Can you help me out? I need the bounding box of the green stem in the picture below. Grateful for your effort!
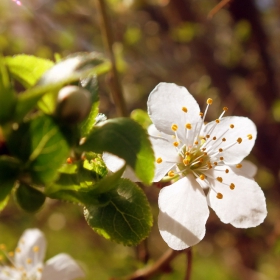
[96,0,128,117]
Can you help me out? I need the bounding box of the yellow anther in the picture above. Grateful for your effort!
[202,148,206,151]
[168,171,175,177]
[0,256,3,261]
[222,138,226,142]
[185,123,192,130]
[230,124,234,129]
[204,152,208,156]
[247,134,253,140]
[207,98,213,105]
[220,157,224,160]
[230,183,235,190]
[16,247,21,253]
[213,136,217,140]
[200,174,205,180]
[214,162,218,166]
[171,124,178,131]
[194,141,198,145]
[185,152,190,156]
[182,107,188,113]
[173,141,179,147]
[199,158,204,163]
[236,164,242,168]
[223,107,228,111]
[0,244,6,250]
[207,162,212,169]
[38,268,43,273]
[216,193,223,199]
[225,169,229,173]
[183,159,189,165]
[199,112,204,117]
[237,137,242,144]
[156,157,162,164]
[215,119,220,123]
[33,246,39,252]
[219,148,223,152]
[27,258,32,264]
[8,252,14,257]
[206,134,210,138]
[217,177,223,183]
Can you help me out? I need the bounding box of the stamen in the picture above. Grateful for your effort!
[215,119,220,123]
[230,183,235,190]
[207,98,213,105]
[216,193,223,199]
[236,164,242,168]
[230,124,234,129]
[183,159,189,165]
[220,157,224,160]
[173,141,179,147]
[168,171,175,177]
[217,177,223,183]
[16,247,21,253]
[213,136,217,140]
[206,134,210,138]
[225,169,229,173]
[185,123,192,130]
[219,148,223,152]
[171,124,178,131]
[247,134,253,140]
[182,107,188,113]
[8,252,14,257]
[237,137,242,144]
[222,138,226,142]
[156,157,162,164]
[223,107,228,111]
[199,112,204,117]
[33,246,39,252]
[200,174,205,180]
[27,258,32,264]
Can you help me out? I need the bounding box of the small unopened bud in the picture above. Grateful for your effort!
[56,86,91,123]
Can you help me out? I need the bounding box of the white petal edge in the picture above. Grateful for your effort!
[42,253,85,280]
[203,116,257,164]
[207,167,267,228]
[158,176,209,250]
[228,159,257,178]
[102,153,139,181]
[15,229,46,270]
[148,83,201,140]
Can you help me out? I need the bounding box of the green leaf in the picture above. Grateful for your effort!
[15,183,46,212]
[79,118,155,184]
[7,115,70,184]
[14,52,110,121]
[84,178,153,246]
[0,60,16,123]
[0,156,20,210]
[130,109,152,130]
[5,55,54,88]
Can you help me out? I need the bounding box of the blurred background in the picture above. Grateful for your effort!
[1,0,280,279]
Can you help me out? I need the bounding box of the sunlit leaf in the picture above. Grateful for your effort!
[130,109,152,130]
[84,178,153,246]
[80,118,155,184]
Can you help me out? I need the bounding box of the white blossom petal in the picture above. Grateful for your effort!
[15,229,46,270]
[203,116,257,164]
[0,266,21,280]
[158,176,209,250]
[42,253,84,280]
[148,83,201,140]
[102,153,139,181]
[207,167,267,228]
[228,159,257,178]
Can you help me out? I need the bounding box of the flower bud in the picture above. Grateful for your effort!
[55,85,91,123]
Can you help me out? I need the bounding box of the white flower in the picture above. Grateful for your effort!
[0,229,84,280]
[103,82,267,251]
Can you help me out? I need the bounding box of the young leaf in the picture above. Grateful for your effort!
[84,178,153,246]
[79,118,155,185]
[5,55,54,88]
[7,115,70,185]
[130,109,152,130]
[15,183,46,212]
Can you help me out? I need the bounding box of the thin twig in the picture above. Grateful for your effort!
[96,0,128,117]
[208,0,232,19]
[185,248,192,280]
[127,249,181,280]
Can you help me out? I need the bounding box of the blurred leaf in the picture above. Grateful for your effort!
[15,183,46,212]
[79,118,155,185]
[14,52,110,121]
[0,156,20,210]
[7,115,70,185]
[84,178,153,246]
[130,109,152,130]
[272,99,280,122]
[0,60,16,123]
[79,76,100,136]
[5,55,54,88]
[124,26,142,45]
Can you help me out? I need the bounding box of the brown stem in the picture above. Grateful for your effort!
[127,249,181,280]
[96,0,128,117]
[185,248,192,280]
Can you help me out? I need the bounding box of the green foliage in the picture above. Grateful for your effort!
[15,183,46,213]
[80,118,155,185]
[84,178,153,246]
[130,109,152,129]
